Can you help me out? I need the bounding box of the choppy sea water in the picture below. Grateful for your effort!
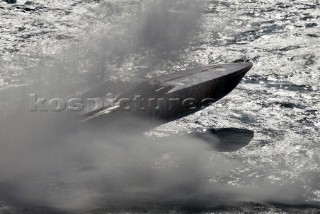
[0,0,319,213]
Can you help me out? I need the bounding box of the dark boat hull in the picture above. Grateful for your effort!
[81,62,253,122]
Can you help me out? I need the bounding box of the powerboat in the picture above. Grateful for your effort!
[80,62,253,122]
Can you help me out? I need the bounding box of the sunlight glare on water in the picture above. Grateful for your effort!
[0,0,319,213]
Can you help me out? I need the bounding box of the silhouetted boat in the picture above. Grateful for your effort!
[80,62,253,122]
